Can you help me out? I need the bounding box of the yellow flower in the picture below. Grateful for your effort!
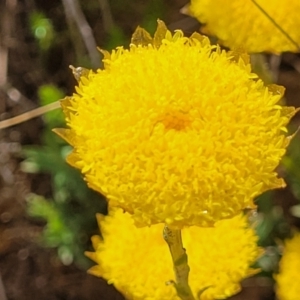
[56,21,296,228]
[86,208,261,300]
[275,232,300,300]
[188,0,300,53]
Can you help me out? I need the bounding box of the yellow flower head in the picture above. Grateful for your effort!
[275,232,300,300]
[56,21,296,228]
[188,0,300,53]
[86,208,261,300]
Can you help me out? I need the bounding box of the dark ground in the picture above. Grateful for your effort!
[1,1,300,299]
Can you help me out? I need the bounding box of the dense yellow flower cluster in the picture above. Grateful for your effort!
[188,0,300,53]
[275,232,300,300]
[86,208,260,300]
[57,21,296,228]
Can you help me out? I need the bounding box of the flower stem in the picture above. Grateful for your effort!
[163,226,195,300]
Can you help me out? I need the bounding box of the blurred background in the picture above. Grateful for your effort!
[0,0,300,299]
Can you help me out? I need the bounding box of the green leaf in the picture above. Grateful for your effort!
[29,11,55,51]
[37,84,65,127]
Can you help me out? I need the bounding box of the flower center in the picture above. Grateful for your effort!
[161,110,190,131]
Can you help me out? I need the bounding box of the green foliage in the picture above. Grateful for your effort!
[23,86,107,268]
[250,192,286,276]
[141,0,165,34]
[37,84,65,128]
[23,138,107,268]
[282,132,300,201]
[252,132,300,276]
[105,25,127,51]
[29,12,55,51]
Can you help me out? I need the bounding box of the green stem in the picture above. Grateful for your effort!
[163,226,195,300]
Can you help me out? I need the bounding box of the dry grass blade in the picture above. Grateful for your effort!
[0,101,61,130]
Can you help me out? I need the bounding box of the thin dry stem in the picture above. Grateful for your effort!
[0,101,60,129]
[61,0,100,68]
[98,0,115,33]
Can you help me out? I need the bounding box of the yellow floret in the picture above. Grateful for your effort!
[56,21,296,228]
[188,0,300,53]
[86,208,261,300]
